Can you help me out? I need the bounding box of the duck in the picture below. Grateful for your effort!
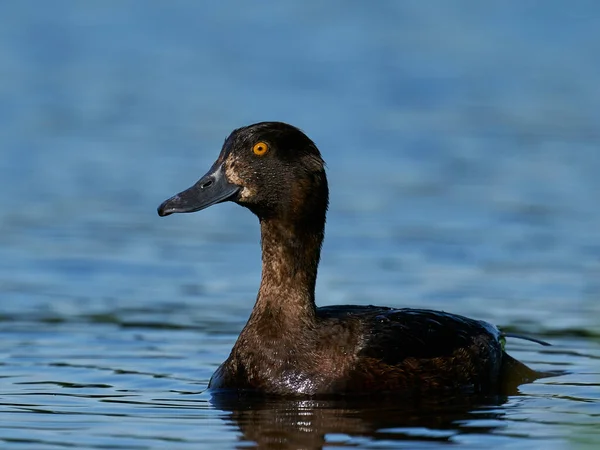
[158,121,548,396]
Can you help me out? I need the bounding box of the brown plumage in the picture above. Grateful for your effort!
[158,121,546,396]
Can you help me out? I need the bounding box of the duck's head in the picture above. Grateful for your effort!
[158,122,328,224]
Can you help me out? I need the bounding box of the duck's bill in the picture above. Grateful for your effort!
[157,163,240,216]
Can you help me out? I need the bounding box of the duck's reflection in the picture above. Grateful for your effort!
[211,391,510,449]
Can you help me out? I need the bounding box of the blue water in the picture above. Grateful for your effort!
[1,1,599,448]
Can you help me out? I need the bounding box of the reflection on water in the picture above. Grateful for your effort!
[211,392,511,449]
[1,1,600,449]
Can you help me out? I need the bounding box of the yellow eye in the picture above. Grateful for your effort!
[252,141,269,156]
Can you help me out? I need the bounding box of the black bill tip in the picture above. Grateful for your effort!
[157,198,178,217]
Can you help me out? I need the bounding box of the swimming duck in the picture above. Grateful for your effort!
[158,122,546,396]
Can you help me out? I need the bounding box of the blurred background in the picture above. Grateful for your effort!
[1,1,599,449]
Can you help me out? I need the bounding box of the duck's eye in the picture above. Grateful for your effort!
[252,142,269,156]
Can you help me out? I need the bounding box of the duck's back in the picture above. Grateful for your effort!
[316,306,534,394]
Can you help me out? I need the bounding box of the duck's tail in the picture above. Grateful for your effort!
[499,351,541,391]
[499,333,563,392]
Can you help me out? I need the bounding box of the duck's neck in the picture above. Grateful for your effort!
[248,216,324,328]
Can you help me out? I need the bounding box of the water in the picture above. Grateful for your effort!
[1,1,599,448]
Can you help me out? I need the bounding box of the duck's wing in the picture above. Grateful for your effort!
[318,305,500,364]
[319,305,503,378]
[317,306,539,393]
[359,307,501,364]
